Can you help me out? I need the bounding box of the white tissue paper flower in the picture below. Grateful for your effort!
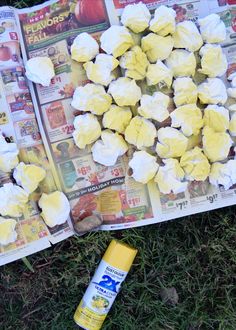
[38,191,70,228]
[71,32,99,62]
[94,53,119,68]
[166,49,196,77]
[198,14,226,44]
[229,112,236,136]
[71,83,112,115]
[198,44,227,77]
[227,87,236,99]
[92,130,128,166]
[138,92,170,122]
[125,116,157,149]
[173,20,203,52]
[173,77,198,106]
[108,77,141,106]
[180,146,210,181]
[25,57,55,87]
[72,114,101,149]
[156,127,188,158]
[0,183,28,217]
[228,104,236,111]
[227,72,236,97]
[203,105,229,132]
[100,25,134,58]
[228,73,236,97]
[141,33,174,62]
[149,5,176,36]
[202,126,233,162]
[119,46,149,80]
[198,78,227,105]
[129,150,159,184]
[146,60,173,87]
[170,104,203,136]
[13,162,46,194]
[0,135,19,173]
[121,2,151,33]
[155,158,188,194]
[228,72,236,88]
[209,160,236,190]
[102,105,132,133]
[0,217,17,246]
[83,54,119,86]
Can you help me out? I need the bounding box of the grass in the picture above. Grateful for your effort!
[1,0,236,329]
[2,0,44,7]
[1,207,236,330]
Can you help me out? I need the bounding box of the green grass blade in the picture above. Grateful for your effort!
[22,257,34,273]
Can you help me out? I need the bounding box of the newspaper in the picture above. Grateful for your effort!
[0,0,235,265]
[0,6,73,266]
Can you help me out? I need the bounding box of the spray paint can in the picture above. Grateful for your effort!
[74,240,137,330]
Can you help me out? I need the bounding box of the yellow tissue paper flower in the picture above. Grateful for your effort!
[0,217,17,246]
[155,158,188,194]
[129,150,159,184]
[100,25,134,58]
[71,83,112,115]
[108,77,142,106]
[202,126,233,162]
[119,46,149,80]
[72,113,101,149]
[125,116,157,149]
[173,77,198,107]
[13,162,46,194]
[138,92,170,122]
[170,104,203,136]
[0,135,19,173]
[149,5,176,36]
[146,60,173,87]
[198,78,227,105]
[180,146,210,181]
[38,191,70,228]
[156,127,188,158]
[209,160,236,190]
[198,44,227,78]
[102,105,132,133]
[198,13,226,44]
[166,49,196,77]
[173,20,203,52]
[229,112,236,136]
[83,54,119,86]
[0,183,28,217]
[92,130,128,167]
[203,105,229,132]
[71,32,99,62]
[121,2,151,33]
[141,33,174,62]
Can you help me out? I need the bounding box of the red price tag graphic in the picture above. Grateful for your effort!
[61,125,74,135]
[9,32,18,40]
[128,197,141,207]
[78,166,91,175]
[111,167,123,177]
[232,17,236,32]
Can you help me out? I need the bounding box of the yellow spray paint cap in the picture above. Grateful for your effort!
[102,239,138,272]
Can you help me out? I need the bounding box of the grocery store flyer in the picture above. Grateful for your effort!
[0,0,236,265]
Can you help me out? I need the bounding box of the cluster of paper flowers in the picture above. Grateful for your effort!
[68,3,236,195]
[0,135,70,245]
[24,4,236,198]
